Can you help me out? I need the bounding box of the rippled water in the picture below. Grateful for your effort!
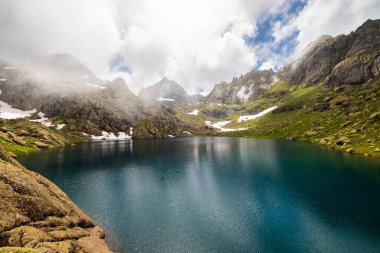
[18,137,380,253]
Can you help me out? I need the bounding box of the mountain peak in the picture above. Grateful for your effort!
[156,76,180,87]
[112,77,127,85]
[139,77,189,102]
[161,76,170,82]
[108,77,136,98]
[356,19,379,31]
[2,53,107,94]
[31,53,90,71]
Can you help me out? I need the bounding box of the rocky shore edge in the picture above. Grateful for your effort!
[0,146,113,252]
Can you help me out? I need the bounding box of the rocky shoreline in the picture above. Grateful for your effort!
[0,144,112,252]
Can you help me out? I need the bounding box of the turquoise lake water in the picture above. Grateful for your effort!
[18,137,380,252]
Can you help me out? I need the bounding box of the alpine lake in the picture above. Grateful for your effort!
[18,137,380,253]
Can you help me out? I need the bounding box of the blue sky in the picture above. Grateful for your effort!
[246,0,308,70]
[110,1,309,75]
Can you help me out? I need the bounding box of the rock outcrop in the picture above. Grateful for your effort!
[0,146,112,252]
[133,110,213,138]
[326,45,380,86]
[287,19,380,87]
[206,70,279,104]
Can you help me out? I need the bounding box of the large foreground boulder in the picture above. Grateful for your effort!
[0,147,112,253]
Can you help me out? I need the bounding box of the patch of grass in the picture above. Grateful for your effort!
[278,83,324,108]
[231,114,240,123]
[0,119,81,157]
[243,97,280,112]
[176,110,206,126]
[265,80,295,95]
[0,139,35,156]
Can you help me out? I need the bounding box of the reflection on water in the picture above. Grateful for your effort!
[18,137,380,253]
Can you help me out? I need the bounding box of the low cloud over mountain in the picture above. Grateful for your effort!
[0,0,378,94]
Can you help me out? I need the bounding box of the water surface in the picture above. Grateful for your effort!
[18,137,380,253]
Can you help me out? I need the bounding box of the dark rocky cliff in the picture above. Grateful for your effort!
[288,19,380,87]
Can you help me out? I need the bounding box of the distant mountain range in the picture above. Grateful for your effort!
[197,19,380,158]
[0,19,379,150]
[0,54,209,138]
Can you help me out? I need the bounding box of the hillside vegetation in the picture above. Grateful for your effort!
[221,79,380,158]
[0,119,81,157]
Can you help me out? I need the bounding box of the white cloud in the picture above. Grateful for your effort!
[0,0,287,94]
[272,19,298,46]
[0,0,121,78]
[259,61,275,70]
[112,0,288,93]
[1,0,377,94]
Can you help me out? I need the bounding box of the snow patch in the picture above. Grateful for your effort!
[85,82,106,89]
[155,97,175,102]
[0,99,36,119]
[91,131,132,140]
[219,127,249,132]
[206,120,247,132]
[206,119,249,132]
[206,120,231,128]
[30,112,53,127]
[0,79,6,82]
[56,124,65,130]
[237,106,278,123]
[30,112,68,130]
[187,109,199,115]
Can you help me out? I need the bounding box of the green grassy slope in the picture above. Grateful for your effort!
[0,119,82,157]
[220,80,380,158]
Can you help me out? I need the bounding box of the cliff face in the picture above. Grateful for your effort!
[0,147,112,252]
[206,70,279,104]
[288,19,380,87]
